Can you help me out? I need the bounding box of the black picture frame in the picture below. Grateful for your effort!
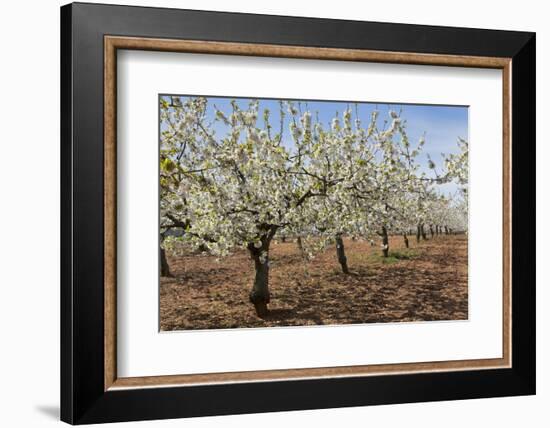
[61,2,535,424]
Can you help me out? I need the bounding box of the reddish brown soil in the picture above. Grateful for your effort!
[160,235,468,331]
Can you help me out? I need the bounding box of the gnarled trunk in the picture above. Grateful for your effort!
[248,227,277,317]
[335,235,349,274]
[429,225,434,239]
[421,224,427,240]
[381,226,389,257]
[296,236,305,258]
[160,247,172,277]
[249,251,270,317]
[416,224,421,243]
[403,233,409,248]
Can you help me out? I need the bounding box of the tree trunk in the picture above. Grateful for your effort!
[248,228,277,317]
[403,233,409,248]
[421,224,427,240]
[416,224,421,243]
[429,225,434,239]
[444,226,449,235]
[381,226,389,257]
[249,250,270,317]
[297,236,305,258]
[281,236,286,243]
[160,247,172,277]
[335,235,349,274]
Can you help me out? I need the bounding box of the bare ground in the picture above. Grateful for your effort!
[160,235,468,331]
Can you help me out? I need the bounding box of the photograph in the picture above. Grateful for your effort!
[159,95,469,330]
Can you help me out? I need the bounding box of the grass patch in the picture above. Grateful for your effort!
[369,249,418,264]
[389,249,418,259]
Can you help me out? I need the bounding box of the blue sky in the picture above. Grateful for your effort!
[162,95,468,196]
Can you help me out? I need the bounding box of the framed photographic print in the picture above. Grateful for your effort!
[60,2,536,424]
